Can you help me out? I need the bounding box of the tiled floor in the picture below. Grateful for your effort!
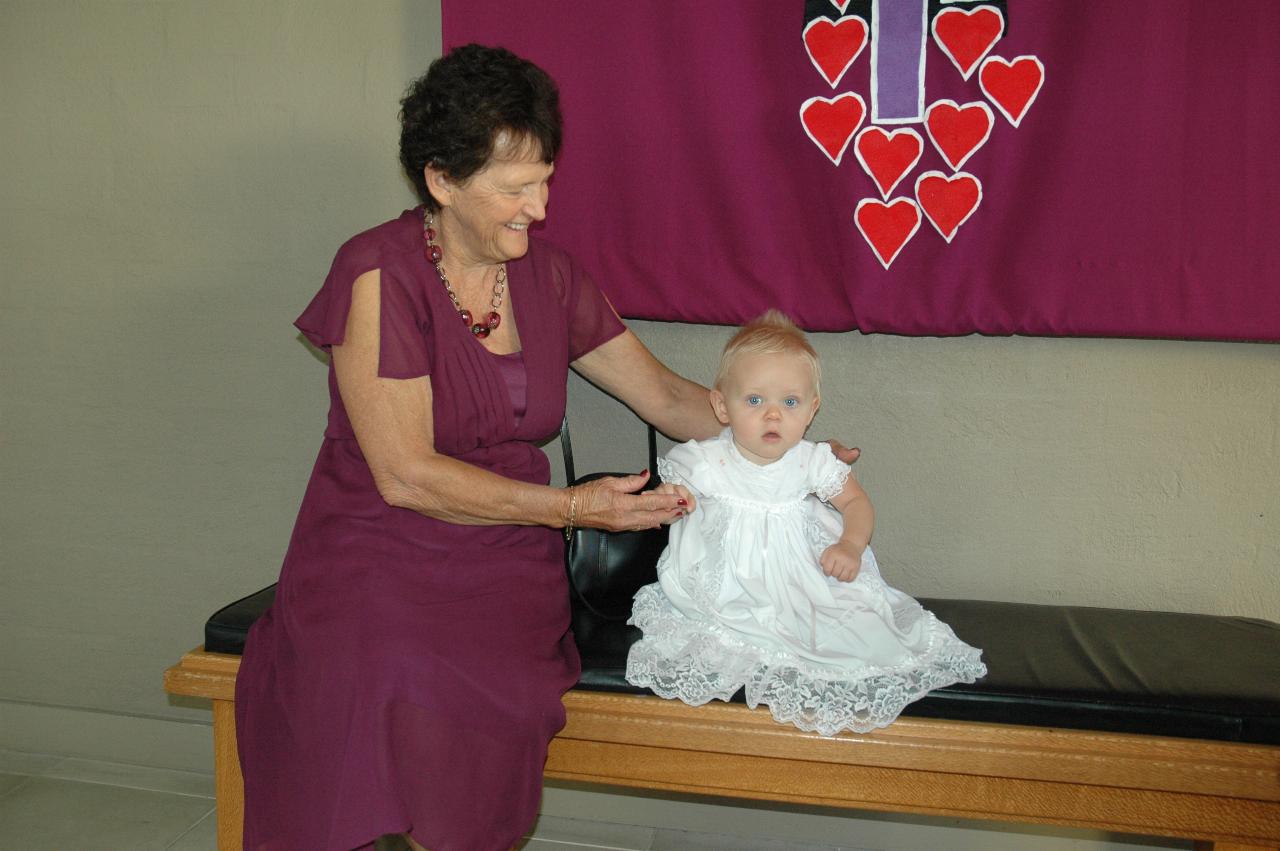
[0,750,216,851]
[0,748,1194,851]
[0,748,850,851]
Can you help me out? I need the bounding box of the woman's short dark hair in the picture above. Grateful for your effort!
[399,44,562,210]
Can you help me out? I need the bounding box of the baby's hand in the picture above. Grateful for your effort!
[819,541,863,582]
[653,482,696,522]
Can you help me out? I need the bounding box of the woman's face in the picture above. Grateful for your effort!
[429,138,554,267]
[711,351,820,466]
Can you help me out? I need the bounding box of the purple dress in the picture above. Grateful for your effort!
[235,208,625,851]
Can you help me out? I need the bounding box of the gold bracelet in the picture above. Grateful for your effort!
[564,487,578,542]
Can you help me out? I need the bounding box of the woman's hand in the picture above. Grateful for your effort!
[572,472,688,531]
[823,440,861,465]
[819,541,864,582]
[653,482,696,521]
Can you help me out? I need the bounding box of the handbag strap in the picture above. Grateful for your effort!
[559,415,666,622]
[560,415,659,485]
[559,415,577,483]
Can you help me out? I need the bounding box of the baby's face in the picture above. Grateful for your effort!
[712,351,819,465]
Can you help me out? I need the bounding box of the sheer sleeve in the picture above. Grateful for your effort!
[541,244,625,361]
[295,237,432,379]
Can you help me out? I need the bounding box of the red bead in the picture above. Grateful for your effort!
[473,325,491,339]
[424,227,436,241]
[459,309,473,326]
[426,245,442,263]
[485,312,501,330]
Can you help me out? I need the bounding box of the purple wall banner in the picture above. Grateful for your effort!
[443,2,1280,341]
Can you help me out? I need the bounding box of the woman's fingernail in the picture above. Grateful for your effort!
[677,498,687,506]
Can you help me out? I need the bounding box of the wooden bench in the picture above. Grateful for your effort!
[164,589,1280,850]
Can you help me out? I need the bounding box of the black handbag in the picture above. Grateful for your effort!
[560,417,669,622]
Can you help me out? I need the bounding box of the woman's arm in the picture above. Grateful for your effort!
[333,270,683,530]
[571,329,721,442]
[819,475,875,582]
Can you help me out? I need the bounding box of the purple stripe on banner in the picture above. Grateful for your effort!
[871,0,928,123]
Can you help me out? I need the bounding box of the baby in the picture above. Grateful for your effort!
[626,310,986,736]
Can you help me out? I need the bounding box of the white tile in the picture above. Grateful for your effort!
[0,749,63,776]
[528,814,654,849]
[45,757,214,798]
[0,776,214,851]
[520,840,626,851]
[651,828,841,851]
[164,809,218,851]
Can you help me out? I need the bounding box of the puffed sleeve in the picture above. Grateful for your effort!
[657,439,711,496]
[294,237,432,379]
[807,441,852,503]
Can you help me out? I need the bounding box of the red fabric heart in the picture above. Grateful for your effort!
[980,55,1045,126]
[854,127,923,200]
[827,0,851,12]
[932,5,1004,80]
[803,15,868,88]
[854,198,920,269]
[800,93,865,166]
[924,99,994,171]
[915,171,983,243]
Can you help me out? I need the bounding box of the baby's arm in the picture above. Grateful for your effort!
[819,475,874,582]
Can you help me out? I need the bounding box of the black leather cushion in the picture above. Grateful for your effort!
[205,585,275,655]
[207,584,1280,744]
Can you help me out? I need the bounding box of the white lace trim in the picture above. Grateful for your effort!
[801,510,837,549]
[626,584,987,737]
[708,493,808,513]
[694,505,729,612]
[656,456,684,488]
[813,463,850,504]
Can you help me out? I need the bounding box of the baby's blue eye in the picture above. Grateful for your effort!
[747,395,762,406]
[784,397,799,408]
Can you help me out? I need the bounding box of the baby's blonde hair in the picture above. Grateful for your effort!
[714,310,821,397]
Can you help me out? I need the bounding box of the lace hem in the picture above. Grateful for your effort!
[626,584,987,737]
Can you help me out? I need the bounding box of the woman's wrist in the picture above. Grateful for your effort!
[563,485,578,541]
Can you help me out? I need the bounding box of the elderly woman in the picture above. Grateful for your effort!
[234,44,719,851]
[237,44,858,851]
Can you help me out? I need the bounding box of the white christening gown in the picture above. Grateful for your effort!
[625,430,986,736]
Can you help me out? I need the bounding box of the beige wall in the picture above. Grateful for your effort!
[1,2,1275,847]
[2,0,442,749]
